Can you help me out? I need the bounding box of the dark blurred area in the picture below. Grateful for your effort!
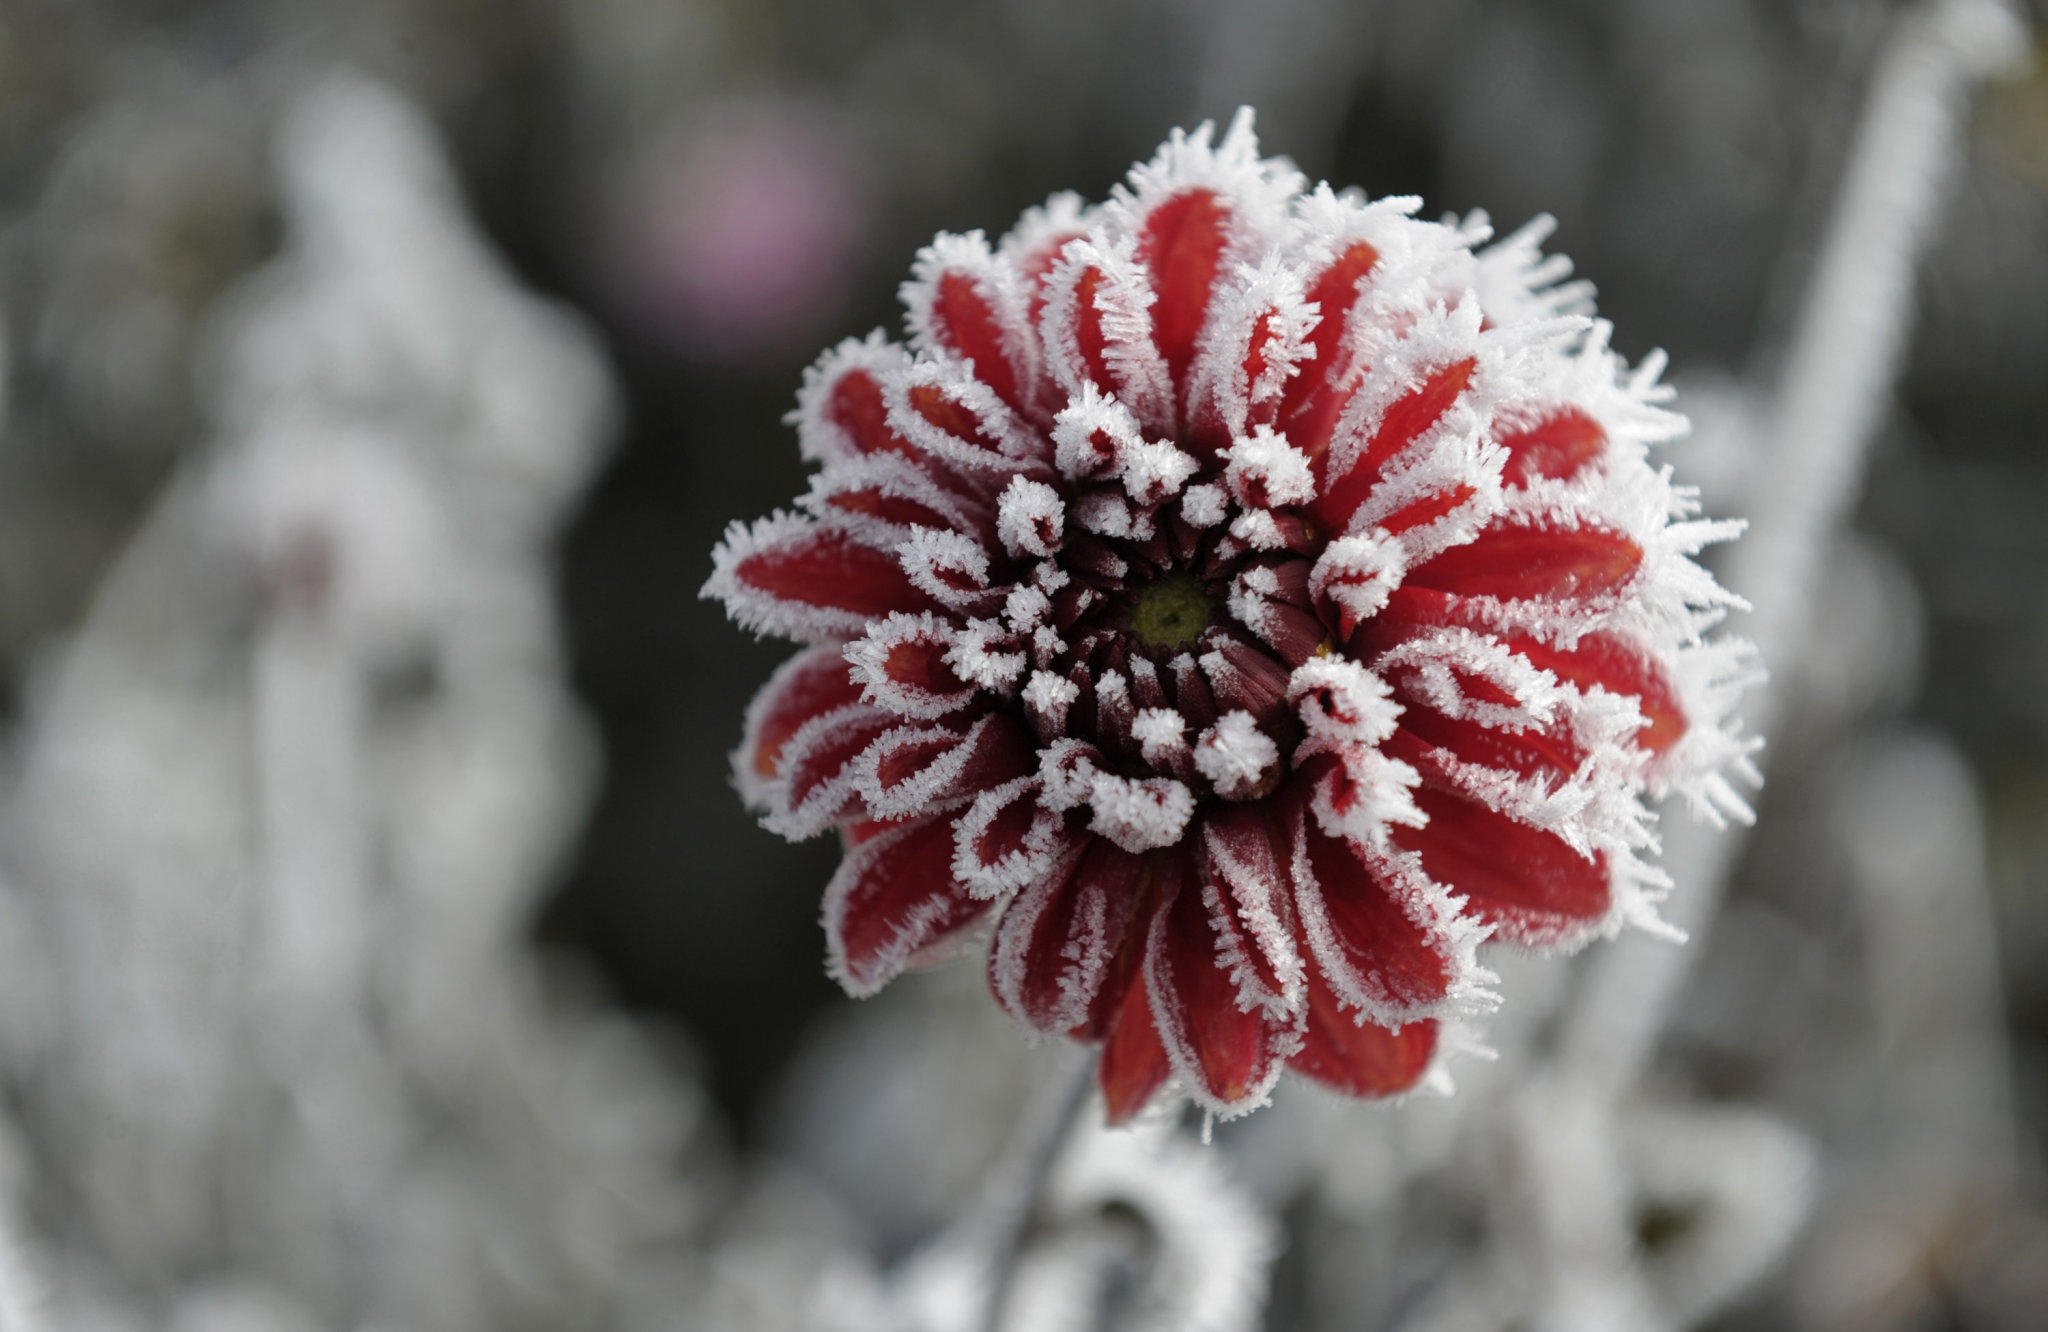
[2,1,2046,1328]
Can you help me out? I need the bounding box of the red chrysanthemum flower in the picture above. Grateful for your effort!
[705,111,1754,1122]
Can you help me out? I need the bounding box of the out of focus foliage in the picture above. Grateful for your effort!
[0,1,2043,1328]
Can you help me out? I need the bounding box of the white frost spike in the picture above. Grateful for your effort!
[1119,436,1200,505]
[1087,771,1196,853]
[1305,740,1426,850]
[1049,381,1143,481]
[944,618,1026,693]
[1310,531,1407,632]
[1193,711,1282,800]
[1036,737,1104,812]
[1289,657,1402,747]
[1224,426,1315,508]
[1071,489,1139,540]
[1180,482,1229,529]
[1227,508,1286,551]
[1132,707,1191,766]
[996,475,1065,558]
[1023,670,1080,734]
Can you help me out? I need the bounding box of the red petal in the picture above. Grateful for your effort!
[1360,591,1686,758]
[824,814,991,995]
[1314,358,1477,532]
[953,777,1076,897]
[1145,852,1290,1111]
[1289,957,1438,1097]
[1408,521,1641,604]
[928,270,1027,412]
[1510,631,1688,756]
[721,520,938,636]
[861,713,1034,818]
[1394,787,1611,944]
[1099,967,1172,1125]
[1199,803,1304,1009]
[990,838,1149,1032]
[1501,407,1606,487]
[1387,703,1585,785]
[740,647,862,786]
[872,629,969,700]
[1376,482,1481,538]
[779,706,894,832]
[1137,188,1230,392]
[1281,240,1380,433]
[825,366,918,461]
[1295,827,1454,1016]
[1070,267,1118,397]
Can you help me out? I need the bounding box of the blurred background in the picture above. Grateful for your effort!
[0,0,2045,1328]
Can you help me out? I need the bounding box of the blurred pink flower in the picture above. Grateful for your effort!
[616,98,865,365]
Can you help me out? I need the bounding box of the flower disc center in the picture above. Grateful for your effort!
[1127,572,1215,652]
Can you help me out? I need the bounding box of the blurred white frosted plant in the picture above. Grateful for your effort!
[0,73,717,1329]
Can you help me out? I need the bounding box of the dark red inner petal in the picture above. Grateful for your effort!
[749,653,861,780]
[1099,966,1172,1125]
[1407,521,1642,604]
[1500,407,1607,487]
[1138,188,1230,392]
[931,271,1023,411]
[833,816,989,987]
[737,526,937,620]
[785,711,891,816]
[823,486,957,532]
[1394,787,1611,938]
[1300,828,1452,1011]
[1289,959,1438,1097]
[993,840,1146,1031]
[881,635,968,697]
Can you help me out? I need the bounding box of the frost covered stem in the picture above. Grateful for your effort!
[1562,0,2029,1092]
[977,1053,1098,1332]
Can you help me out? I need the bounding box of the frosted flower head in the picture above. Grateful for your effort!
[706,110,1754,1121]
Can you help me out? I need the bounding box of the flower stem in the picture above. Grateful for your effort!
[977,1052,1098,1332]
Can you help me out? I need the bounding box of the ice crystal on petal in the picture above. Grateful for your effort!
[706,107,1755,1120]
